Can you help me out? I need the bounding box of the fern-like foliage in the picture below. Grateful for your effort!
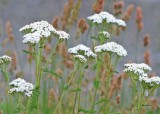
[27,86,40,114]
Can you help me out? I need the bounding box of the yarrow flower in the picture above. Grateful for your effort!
[94,42,127,57]
[73,55,87,63]
[124,63,152,72]
[139,76,160,88]
[54,30,70,40]
[98,31,110,38]
[68,44,97,59]
[124,63,152,80]
[9,78,35,97]
[20,20,69,44]
[87,14,103,24]
[0,55,12,67]
[87,11,126,27]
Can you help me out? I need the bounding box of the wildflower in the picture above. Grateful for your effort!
[87,14,103,24]
[73,55,87,63]
[9,78,35,97]
[124,63,152,72]
[0,55,12,67]
[98,31,110,39]
[20,20,69,44]
[20,20,56,35]
[54,30,70,40]
[22,32,41,44]
[115,19,126,27]
[139,76,160,88]
[87,11,126,27]
[94,42,127,57]
[68,44,97,59]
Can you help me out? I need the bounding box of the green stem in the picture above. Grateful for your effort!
[85,26,91,45]
[91,58,101,113]
[1,67,13,114]
[53,66,79,114]
[77,67,84,114]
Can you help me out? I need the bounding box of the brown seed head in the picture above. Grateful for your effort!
[122,4,134,21]
[52,16,59,29]
[93,0,105,13]
[144,50,150,65]
[150,98,158,110]
[77,18,88,33]
[116,94,121,104]
[143,34,150,47]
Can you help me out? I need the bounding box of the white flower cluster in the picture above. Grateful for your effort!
[124,63,151,77]
[73,55,87,63]
[124,63,152,72]
[20,20,69,44]
[87,11,126,27]
[124,63,160,88]
[139,76,160,87]
[54,30,70,40]
[68,44,97,58]
[9,78,35,97]
[68,44,97,63]
[0,55,12,66]
[98,31,110,39]
[94,42,127,57]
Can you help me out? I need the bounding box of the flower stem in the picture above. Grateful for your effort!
[53,66,79,114]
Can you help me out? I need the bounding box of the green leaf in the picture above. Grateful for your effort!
[22,50,33,55]
[70,88,81,92]
[94,99,106,106]
[111,70,119,74]
[94,80,100,89]
[28,86,40,113]
[78,108,96,113]
[43,69,61,78]
[90,36,98,41]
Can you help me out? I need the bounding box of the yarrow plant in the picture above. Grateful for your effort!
[0,3,160,114]
[124,63,160,113]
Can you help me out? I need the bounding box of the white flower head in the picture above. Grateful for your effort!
[20,21,69,44]
[94,42,127,57]
[139,76,160,88]
[54,30,70,40]
[124,66,147,77]
[73,55,87,63]
[9,78,35,97]
[115,19,126,27]
[68,44,97,59]
[19,20,56,35]
[124,63,152,72]
[87,11,127,27]
[22,32,41,44]
[98,31,110,43]
[0,55,12,66]
[87,14,103,24]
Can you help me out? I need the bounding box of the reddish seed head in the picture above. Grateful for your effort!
[77,18,88,33]
[143,34,150,47]
[92,0,104,13]
[144,50,150,65]
[52,16,59,29]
